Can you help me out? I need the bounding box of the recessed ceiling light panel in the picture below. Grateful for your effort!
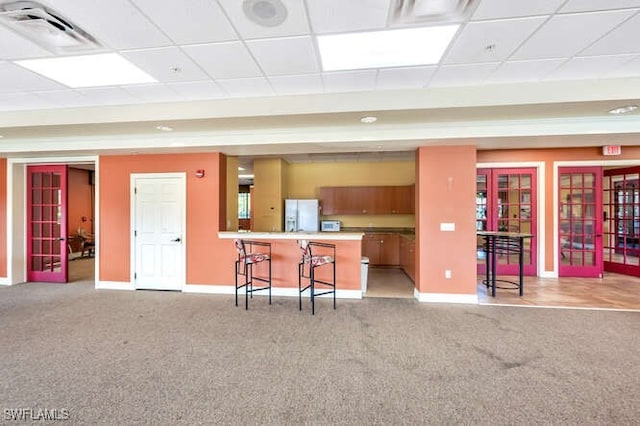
[318,25,459,71]
[15,53,157,88]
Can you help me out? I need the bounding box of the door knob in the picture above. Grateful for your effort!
[171,237,181,242]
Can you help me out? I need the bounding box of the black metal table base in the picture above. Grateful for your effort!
[478,232,533,298]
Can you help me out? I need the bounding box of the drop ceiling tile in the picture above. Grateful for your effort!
[217,77,274,97]
[0,26,51,60]
[581,13,640,56]
[0,92,54,110]
[471,0,564,20]
[122,48,209,82]
[560,0,640,13]
[0,62,66,93]
[217,0,309,39]
[429,63,500,87]
[444,17,547,64]
[269,74,324,95]
[74,87,140,106]
[130,0,237,44]
[306,0,391,33]
[511,10,636,60]
[487,59,565,83]
[32,90,90,108]
[166,81,225,100]
[610,55,640,77]
[544,54,637,81]
[376,66,436,89]
[246,36,319,76]
[51,0,171,49]
[323,70,377,92]
[182,42,262,79]
[122,84,181,103]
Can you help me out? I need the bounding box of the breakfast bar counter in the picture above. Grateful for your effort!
[218,232,364,298]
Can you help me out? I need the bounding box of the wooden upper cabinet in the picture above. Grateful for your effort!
[318,187,335,215]
[318,185,415,215]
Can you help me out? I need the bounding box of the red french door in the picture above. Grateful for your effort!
[477,168,537,276]
[603,167,640,276]
[27,165,69,283]
[558,167,603,278]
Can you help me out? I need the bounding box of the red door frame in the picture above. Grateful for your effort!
[27,165,69,283]
[558,166,603,278]
[603,166,640,277]
[477,168,537,276]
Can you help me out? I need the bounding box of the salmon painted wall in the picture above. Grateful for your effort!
[287,160,415,228]
[0,158,6,278]
[416,146,477,295]
[68,167,93,252]
[477,145,640,272]
[99,153,234,285]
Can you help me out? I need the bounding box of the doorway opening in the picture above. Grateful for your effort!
[9,159,97,286]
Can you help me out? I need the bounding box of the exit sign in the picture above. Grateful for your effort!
[602,145,622,156]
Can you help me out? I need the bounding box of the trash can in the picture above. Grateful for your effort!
[361,256,369,293]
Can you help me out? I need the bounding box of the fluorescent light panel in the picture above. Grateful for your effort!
[15,53,156,88]
[318,25,459,71]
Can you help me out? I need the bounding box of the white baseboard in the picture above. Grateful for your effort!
[183,284,362,299]
[414,289,479,304]
[96,281,135,291]
[539,271,558,278]
[182,284,235,294]
[0,277,10,286]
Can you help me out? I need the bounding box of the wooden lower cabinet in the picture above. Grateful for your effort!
[364,232,415,282]
[362,233,399,266]
[399,235,416,283]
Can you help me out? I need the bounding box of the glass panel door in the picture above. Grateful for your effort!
[603,167,640,276]
[477,168,537,276]
[558,167,603,278]
[27,165,68,283]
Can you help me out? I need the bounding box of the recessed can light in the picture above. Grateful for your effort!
[156,125,173,132]
[360,116,378,124]
[608,105,639,114]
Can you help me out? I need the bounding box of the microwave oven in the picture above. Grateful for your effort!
[321,220,341,232]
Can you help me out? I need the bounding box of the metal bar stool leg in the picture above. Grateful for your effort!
[333,260,336,310]
[310,264,315,315]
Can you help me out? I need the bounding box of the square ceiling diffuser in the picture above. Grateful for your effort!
[389,0,478,25]
[0,0,101,53]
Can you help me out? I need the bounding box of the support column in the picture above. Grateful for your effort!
[415,145,478,303]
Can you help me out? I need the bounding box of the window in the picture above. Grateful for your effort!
[238,192,250,219]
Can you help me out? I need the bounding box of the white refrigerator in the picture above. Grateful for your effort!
[285,199,320,232]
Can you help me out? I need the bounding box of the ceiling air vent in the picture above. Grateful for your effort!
[389,0,478,25]
[0,0,101,53]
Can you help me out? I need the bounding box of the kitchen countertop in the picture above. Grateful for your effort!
[219,231,364,241]
[341,227,415,235]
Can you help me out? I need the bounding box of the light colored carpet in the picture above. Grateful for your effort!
[1,282,639,424]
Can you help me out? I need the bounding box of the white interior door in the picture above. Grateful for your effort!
[132,173,186,290]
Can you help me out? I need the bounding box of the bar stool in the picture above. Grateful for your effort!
[234,239,272,310]
[298,240,336,315]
